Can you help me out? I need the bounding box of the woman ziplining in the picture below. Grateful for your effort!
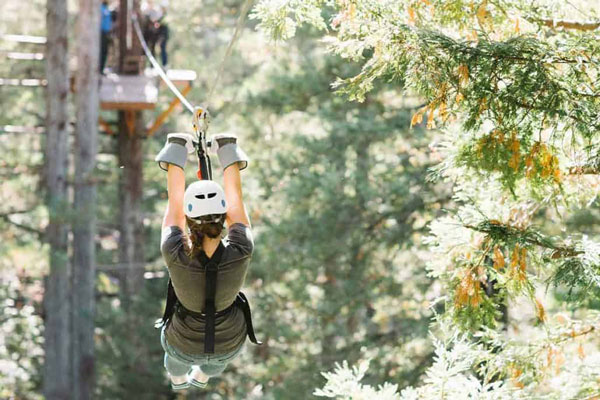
[154,129,261,390]
[131,0,259,389]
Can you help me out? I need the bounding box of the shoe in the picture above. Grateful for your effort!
[188,366,209,388]
[170,380,190,390]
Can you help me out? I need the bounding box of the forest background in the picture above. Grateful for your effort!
[1,0,600,399]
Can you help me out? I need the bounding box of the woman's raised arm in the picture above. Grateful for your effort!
[155,133,195,232]
[212,134,251,228]
[162,164,186,231]
[223,163,250,228]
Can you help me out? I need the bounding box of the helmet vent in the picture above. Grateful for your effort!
[207,192,217,199]
[195,194,206,199]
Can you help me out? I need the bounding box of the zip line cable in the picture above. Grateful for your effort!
[131,0,254,117]
[205,0,254,105]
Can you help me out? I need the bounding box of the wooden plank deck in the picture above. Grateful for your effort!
[0,34,47,45]
[144,68,197,86]
[0,125,44,134]
[100,74,158,110]
[0,78,47,86]
[1,51,45,61]
[98,69,196,111]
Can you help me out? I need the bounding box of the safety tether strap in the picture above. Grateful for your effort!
[236,292,262,346]
[155,278,178,329]
[199,242,226,353]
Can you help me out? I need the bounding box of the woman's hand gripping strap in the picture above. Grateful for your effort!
[209,133,249,171]
[155,133,195,171]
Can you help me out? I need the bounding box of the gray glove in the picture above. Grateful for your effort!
[155,133,195,171]
[209,133,249,171]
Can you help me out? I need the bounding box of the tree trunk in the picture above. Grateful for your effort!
[117,112,145,299]
[117,0,145,300]
[43,0,71,398]
[73,0,100,398]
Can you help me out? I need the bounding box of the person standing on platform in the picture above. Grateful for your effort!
[157,0,170,67]
[100,0,112,74]
[142,0,169,67]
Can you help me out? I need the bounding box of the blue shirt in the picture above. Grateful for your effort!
[101,4,112,32]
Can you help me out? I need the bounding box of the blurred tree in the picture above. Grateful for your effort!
[72,0,100,398]
[43,0,71,398]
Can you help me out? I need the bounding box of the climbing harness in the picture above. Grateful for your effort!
[156,243,262,353]
[199,242,224,353]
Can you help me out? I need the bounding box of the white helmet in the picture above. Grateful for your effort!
[183,180,227,220]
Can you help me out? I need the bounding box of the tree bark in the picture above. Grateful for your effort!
[73,0,100,398]
[117,0,145,300]
[117,113,145,299]
[43,0,71,398]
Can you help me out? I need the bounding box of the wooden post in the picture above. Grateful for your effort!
[43,0,71,398]
[117,111,145,298]
[118,0,128,72]
[73,0,100,398]
[117,0,145,299]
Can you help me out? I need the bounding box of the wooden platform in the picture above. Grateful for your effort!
[100,74,158,110]
[99,69,196,111]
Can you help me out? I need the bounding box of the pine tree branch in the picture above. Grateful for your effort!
[534,325,597,355]
[536,18,600,31]
[513,100,600,130]
[433,30,593,65]
[0,208,35,218]
[0,214,44,238]
[463,221,583,259]
[567,166,600,175]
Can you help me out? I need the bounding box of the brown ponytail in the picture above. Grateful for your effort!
[185,214,225,258]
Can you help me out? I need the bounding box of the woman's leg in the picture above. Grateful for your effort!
[160,327,191,389]
[199,362,228,377]
[199,344,245,377]
[163,352,192,382]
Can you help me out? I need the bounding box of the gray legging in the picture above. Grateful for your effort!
[160,326,243,377]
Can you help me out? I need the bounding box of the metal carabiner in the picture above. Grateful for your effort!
[192,106,212,180]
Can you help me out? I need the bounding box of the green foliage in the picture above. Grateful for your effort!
[251,0,326,40]
[239,45,442,396]
[0,278,44,400]
[551,236,600,302]
[254,0,600,191]
[314,360,400,399]
[255,0,600,397]
[3,0,600,398]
